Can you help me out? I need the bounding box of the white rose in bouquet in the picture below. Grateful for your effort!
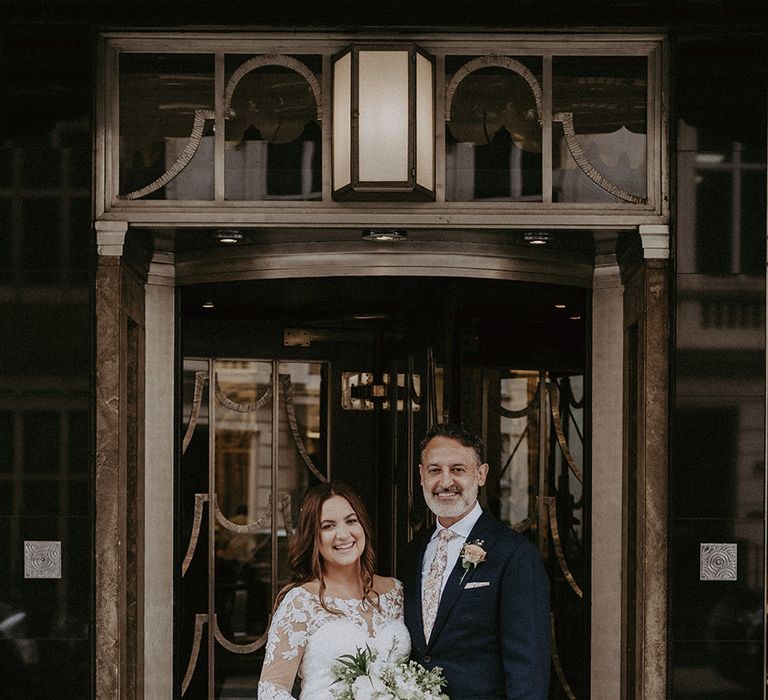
[351,673,392,700]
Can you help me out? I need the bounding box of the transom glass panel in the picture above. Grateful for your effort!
[119,53,215,200]
[102,34,665,219]
[552,56,648,203]
[224,55,322,201]
[445,56,543,202]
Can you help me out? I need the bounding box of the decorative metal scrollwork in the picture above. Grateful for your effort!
[547,381,583,484]
[560,376,585,411]
[550,612,577,700]
[215,374,273,412]
[554,111,646,204]
[182,493,209,577]
[120,54,321,200]
[492,381,540,420]
[214,493,272,533]
[123,109,215,200]
[445,55,544,126]
[181,613,208,696]
[213,613,270,654]
[280,493,295,536]
[224,54,322,122]
[280,374,327,483]
[510,515,536,533]
[408,356,423,407]
[544,496,583,599]
[182,371,208,454]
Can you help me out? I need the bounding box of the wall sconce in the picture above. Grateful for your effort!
[333,44,435,201]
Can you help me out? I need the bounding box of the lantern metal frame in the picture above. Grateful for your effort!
[332,43,435,201]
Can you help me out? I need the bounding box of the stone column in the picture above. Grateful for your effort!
[590,233,624,699]
[95,221,149,699]
[143,252,175,699]
[619,225,670,700]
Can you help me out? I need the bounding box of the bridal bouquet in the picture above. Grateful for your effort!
[330,644,449,700]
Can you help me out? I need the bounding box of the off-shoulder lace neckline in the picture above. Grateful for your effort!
[296,579,400,605]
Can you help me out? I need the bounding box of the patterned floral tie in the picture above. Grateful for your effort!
[422,528,457,641]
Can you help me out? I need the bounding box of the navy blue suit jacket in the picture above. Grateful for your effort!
[403,511,550,700]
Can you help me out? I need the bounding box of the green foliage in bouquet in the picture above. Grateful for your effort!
[330,642,449,700]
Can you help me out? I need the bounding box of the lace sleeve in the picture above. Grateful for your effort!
[386,578,405,620]
[257,588,310,700]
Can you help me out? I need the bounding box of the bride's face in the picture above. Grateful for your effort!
[317,495,366,569]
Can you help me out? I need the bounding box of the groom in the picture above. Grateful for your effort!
[403,423,550,699]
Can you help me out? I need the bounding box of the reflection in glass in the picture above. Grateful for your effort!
[552,56,647,203]
[224,56,322,201]
[119,53,214,200]
[445,57,542,201]
[340,372,421,412]
[497,374,536,526]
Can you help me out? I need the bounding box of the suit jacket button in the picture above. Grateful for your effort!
[424,654,431,663]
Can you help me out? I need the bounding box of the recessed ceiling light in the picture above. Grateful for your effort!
[214,230,247,244]
[523,232,554,245]
[554,304,567,309]
[362,229,407,242]
[202,301,215,309]
[569,314,582,320]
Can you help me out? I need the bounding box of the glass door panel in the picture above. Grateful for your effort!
[483,369,586,699]
[179,358,328,699]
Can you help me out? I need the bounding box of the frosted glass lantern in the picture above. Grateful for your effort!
[332,44,434,201]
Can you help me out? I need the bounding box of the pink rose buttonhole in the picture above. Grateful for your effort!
[459,540,486,583]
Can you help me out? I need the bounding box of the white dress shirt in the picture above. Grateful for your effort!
[421,501,483,598]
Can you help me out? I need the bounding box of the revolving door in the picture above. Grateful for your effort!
[175,276,588,699]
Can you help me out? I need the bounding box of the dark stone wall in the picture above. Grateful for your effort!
[0,22,94,700]
[670,32,767,700]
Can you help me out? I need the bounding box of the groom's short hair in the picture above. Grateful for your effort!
[419,422,486,466]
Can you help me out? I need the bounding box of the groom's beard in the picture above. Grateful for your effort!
[423,482,479,519]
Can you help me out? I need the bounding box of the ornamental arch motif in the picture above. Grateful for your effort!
[445,55,544,125]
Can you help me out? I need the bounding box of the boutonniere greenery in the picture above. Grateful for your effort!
[460,539,486,582]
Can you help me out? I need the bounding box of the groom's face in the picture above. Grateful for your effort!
[419,436,489,526]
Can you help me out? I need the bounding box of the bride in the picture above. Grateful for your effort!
[257,482,411,699]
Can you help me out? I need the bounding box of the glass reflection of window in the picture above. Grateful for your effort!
[119,53,214,200]
[552,56,647,203]
[694,143,767,275]
[445,56,543,202]
[498,374,537,527]
[224,55,322,201]
[0,120,90,286]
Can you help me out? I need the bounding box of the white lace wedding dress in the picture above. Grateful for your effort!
[257,578,411,699]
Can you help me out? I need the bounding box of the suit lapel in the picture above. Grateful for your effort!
[426,512,503,648]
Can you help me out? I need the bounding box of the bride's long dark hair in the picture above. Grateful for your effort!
[274,481,379,614]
